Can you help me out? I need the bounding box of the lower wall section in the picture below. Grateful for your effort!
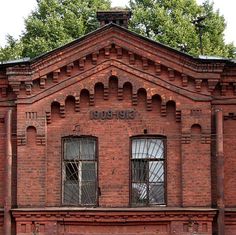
[12,207,216,235]
[225,209,236,235]
[59,224,169,235]
[0,209,3,235]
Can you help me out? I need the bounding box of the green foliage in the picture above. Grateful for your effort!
[0,0,235,61]
[129,0,235,58]
[0,35,23,62]
[21,0,111,58]
[0,0,111,61]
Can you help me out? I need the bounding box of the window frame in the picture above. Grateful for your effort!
[61,135,98,207]
[130,135,167,207]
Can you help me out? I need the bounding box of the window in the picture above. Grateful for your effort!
[131,137,165,206]
[62,137,97,206]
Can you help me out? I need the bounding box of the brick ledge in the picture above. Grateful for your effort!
[11,206,217,212]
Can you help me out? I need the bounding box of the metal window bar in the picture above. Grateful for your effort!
[62,137,97,206]
[131,138,165,206]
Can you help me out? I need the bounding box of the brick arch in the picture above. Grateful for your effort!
[191,123,202,141]
[152,94,162,112]
[26,126,37,145]
[191,123,202,133]
[119,78,139,94]
[109,76,118,98]
[166,100,176,107]
[94,82,104,104]
[51,100,61,108]
[123,81,132,89]
[123,82,133,102]
[80,89,90,110]
[137,88,147,108]
[166,100,176,120]
[50,97,64,106]
[152,94,162,101]
[44,75,184,123]
[65,92,78,99]
[65,94,76,101]
[137,87,147,93]
[65,95,76,114]
[51,101,61,121]
[94,82,104,89]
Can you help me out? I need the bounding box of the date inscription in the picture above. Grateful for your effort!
[90,110,135,120]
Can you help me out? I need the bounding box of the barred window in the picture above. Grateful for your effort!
[131,137,165,206]
[62,137,97,206]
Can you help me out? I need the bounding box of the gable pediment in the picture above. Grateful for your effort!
[6,24,226,99]
[16,60,212,105]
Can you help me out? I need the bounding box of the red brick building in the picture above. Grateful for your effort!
[0,11,236,235]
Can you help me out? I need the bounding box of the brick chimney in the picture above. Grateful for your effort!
[97,9,131,28]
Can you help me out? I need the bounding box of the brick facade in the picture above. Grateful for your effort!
[0,23,236,234]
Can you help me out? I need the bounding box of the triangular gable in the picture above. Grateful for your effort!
[5,23,228,100]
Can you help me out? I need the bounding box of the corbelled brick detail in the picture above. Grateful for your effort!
[0,23,236,235]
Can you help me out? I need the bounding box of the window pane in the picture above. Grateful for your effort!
[81,162,96,181]
[132,139,148,159]
[80,139,96,160]
[132,183,148,205]
[132,159,148,182]
[147,139,164,159]
[64,181,79,205]
[64,138,80,160]
[81,181,96,205]
[149,161,164,182]
[62,137,97,206]
[149,183,165,204]
[65,161,78,181]
[131,137,165,206]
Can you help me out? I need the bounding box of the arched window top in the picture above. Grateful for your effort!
[137,88,147,95]
[191,124,202,133]
[131,136,166,206]
[123,81,132,88]
[131,136,165,159]
[26,126,37,145]
[80,89,90,97]
[65,95,75,102]
[51,100,60,107]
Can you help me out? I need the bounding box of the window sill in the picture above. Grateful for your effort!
[11,206,217,212]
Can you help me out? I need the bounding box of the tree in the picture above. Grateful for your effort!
[21,0,111,58]
[0,35,24,62]
[0,0,111,61]
[129,0,235,58]
[0,0,235,61]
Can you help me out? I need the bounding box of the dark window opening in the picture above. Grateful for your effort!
[119,19,124,26]
[131,137,165,206]
[62,137,97,206]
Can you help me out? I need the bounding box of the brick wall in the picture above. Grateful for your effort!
[15,74,213,209]
[1,24,236,234]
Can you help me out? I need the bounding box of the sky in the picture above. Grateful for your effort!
[0,0,235,47]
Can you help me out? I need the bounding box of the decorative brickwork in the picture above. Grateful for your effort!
[0,22,235,235]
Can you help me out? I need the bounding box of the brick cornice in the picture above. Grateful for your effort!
[16,60,212,104]
[12,207,217,221]
[28,25,226,80]
[5,26,225,81]
[4,24,234,99]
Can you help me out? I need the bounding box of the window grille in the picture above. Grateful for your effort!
[62,137,97,206]
[131,137,165,206]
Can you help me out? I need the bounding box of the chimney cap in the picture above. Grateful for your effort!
[97,9,131,28]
